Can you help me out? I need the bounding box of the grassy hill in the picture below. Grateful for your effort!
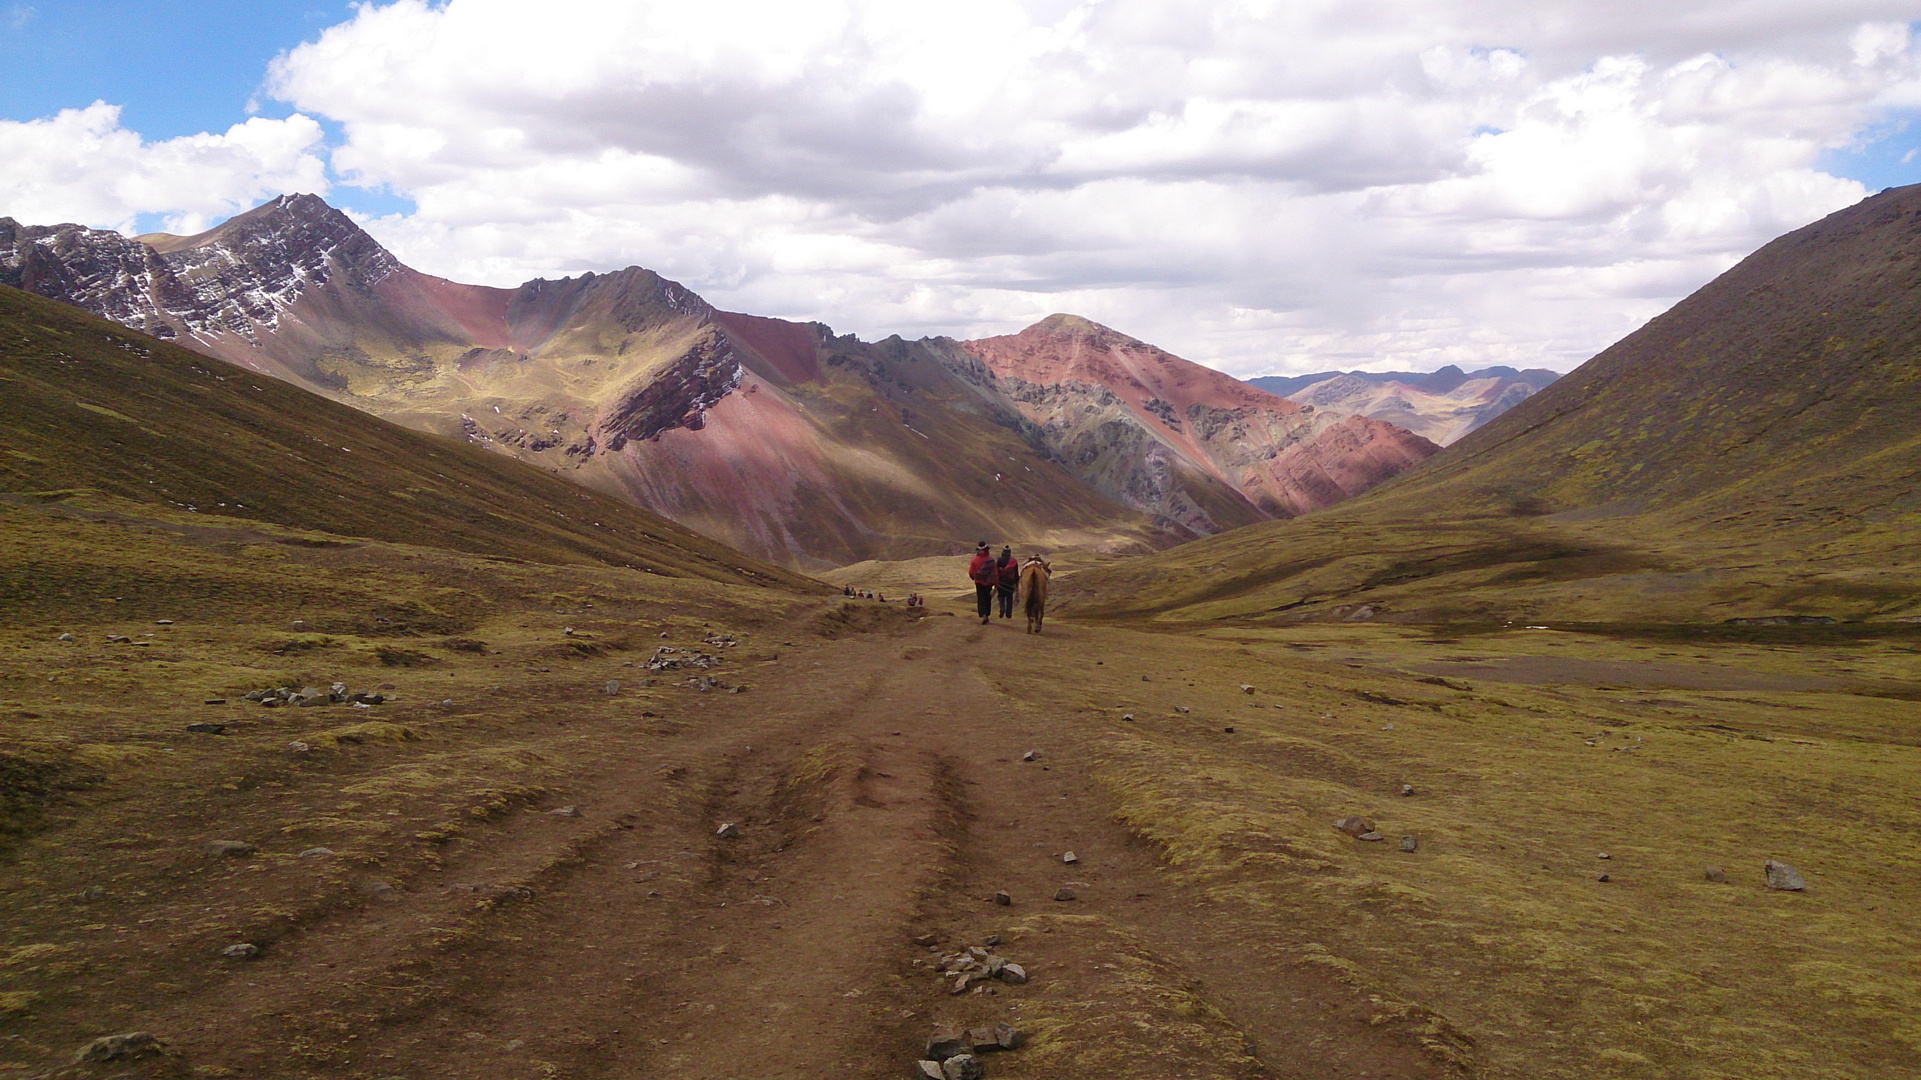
[0,283,824,602]
[1064,185,1921,627]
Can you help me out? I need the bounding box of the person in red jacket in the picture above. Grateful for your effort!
[967,542,996,624]
[994,545,1019,619]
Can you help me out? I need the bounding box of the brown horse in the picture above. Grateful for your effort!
[1016,557,1051,634]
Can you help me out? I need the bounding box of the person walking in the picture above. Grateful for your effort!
[967,542,996,624]
[994,545,1019,619]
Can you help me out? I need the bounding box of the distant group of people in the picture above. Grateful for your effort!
[841,584,925,607]
[967,542,1050,628]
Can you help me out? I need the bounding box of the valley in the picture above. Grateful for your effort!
[2,178,1920,1080]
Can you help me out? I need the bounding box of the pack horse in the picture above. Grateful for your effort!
[1016,556,1051,634]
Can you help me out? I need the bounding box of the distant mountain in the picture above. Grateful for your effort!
[0,283,821,591]
[1065,185,1921,626]
[1,194,1439,569]
[1247,365,1560,445]
[958,316,1438,532]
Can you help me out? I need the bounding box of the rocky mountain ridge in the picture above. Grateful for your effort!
[1,194,1440,568]
[1248,365,1560,445]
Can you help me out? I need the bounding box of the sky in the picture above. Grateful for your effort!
[4,1,1921,378]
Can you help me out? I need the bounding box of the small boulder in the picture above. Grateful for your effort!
[57,632,72,642]
[221,943,260,960]
[74,1031,157,1064]
[1121,713,1134,722]
[203,840,255,858]
[1021,750,1038,762]
[1174,706,1191,714]
[1598,873,1611,883]
[297,847,334,858]
[1333,815,1374,837]
[1240,684,1255,694]
[1054,887,1076,902]
[1061,851,1078,864]
[716,822,741,839]
[1357,831,1385,842]
[994,891,1012,906]
[1399,835,1419,852]
[942,1054,984,1080]
[999,962,1027,984]
[1705,865,1727,883]
[913,932,940,947]
[1764,859,1807,891]
[605,680,621,696]
[548,805,581,818]
[1401,784,1415,797]
[994,1022,1022,1050]
[285,741,311,757]
[915,1062,945,1079]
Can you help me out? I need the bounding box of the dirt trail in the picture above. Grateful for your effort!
[73,614,1449,1079]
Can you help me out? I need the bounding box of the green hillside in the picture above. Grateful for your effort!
[1064,185,1921,627]
[0,284,824,598]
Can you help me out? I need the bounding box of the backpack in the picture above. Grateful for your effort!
[970,556,997,585]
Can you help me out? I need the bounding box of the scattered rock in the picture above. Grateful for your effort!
[1223,726,1234,733]
[285,741,311,757]
[925,1026,970,1061]
[915,1062,945,1079]
[1598,873,1611,883]
[290,620,308,631]
[913,933,940,947]
[1240,684,1255,694]
[999,962,1027,984]
[1401,784,1415,797]
[73,1031,157,1064]
[1141,675,1150,681]
[1021,750,1038,762]
[221,942,259,960]
[1598,852,1611,860]
[716,822,741,839]
[1357,831,1385,842]
[1174,705,1190,714]
[1764,859,1807,891]
[994,891,1012,906]
[1061,851,1078,864]
[983,934,1001,947]
[548,806,581,818]
[1054,887,1076,902]
[1400,835,1419,852]
[1121,713,1134,722]
[1333,815,1374,837]
[203,840,255,858]
[294,686,330,708]
[605,680,620,695]
[155,619,173,625]
[298,847,334,858]
[942,1053,984,1080]
[105,634,131,644]
[1381,722,1395,731]
[992,1022,1022,1050]
[363,881,398,901]
[57,632,72,641]
[1705,865,1727,883]
[185,723,226,735]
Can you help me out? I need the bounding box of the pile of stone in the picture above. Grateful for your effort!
[245,682,385,708]
[917,1022,1023,1079]
[646,645,722,672]
[702,631,741,647]
[933,945,1028,994]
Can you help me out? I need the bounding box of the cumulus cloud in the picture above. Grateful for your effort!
[9,0,1921,374]
[0,103,327,234]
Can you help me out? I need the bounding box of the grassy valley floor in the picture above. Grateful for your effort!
[2,510,1918,1079]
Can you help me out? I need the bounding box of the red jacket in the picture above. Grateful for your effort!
[968,552,996,586]
[995,556,1020,587]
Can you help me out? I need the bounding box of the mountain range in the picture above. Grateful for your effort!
[1248,365,1561,446]
[1066,183,1921,626]
[1,195,1437,569]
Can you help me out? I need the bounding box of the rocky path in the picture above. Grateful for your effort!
[58,614,1449,1079]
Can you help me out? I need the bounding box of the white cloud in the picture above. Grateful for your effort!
[0,103,327,234]
[9,1,1921,374]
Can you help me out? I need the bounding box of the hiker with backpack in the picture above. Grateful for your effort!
[967,542,997,624]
